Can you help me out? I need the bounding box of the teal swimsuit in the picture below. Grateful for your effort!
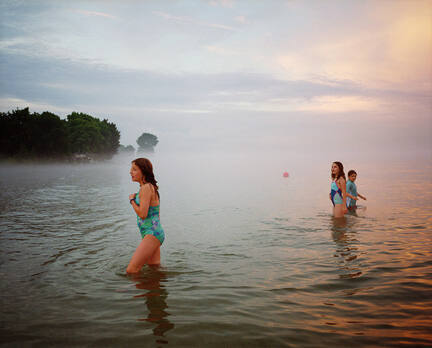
[134,193,165,245]
[330,181,343,206]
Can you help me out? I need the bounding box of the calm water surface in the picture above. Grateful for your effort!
[1,153,431,347]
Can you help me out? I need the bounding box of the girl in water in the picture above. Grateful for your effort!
[127,158,165,273]
[329,161,348,218]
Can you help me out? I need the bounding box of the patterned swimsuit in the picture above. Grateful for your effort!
[330,181,343,206]
[134,193,165,245]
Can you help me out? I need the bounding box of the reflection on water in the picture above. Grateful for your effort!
[129,266,174,345]
[331,217,363,280]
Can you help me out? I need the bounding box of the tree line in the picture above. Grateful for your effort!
[0,108,120,159]
[118,133,159,154]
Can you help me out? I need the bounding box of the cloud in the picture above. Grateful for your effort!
[199,95,384,114]
[1,50,426,120]
[275,0,432,96]
[74,10,117,19]
[295,95,382,113]
[234,15,246,23]
[153,10,236,31]
[0,97,72,115]
[209,0,234,8]
[205,45,238,56]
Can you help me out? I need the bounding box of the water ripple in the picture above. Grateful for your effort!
[1,160,431,347]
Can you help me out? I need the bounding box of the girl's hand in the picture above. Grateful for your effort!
[343,206,348,214]
[129,193,136,201]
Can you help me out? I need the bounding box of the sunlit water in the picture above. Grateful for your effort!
[1,152,431,347]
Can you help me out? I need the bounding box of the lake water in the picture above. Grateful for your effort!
[1,152,431,347]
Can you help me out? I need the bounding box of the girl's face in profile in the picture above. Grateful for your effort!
[331,163,339,176]
[349,173,357,182]
[130,163,143,183]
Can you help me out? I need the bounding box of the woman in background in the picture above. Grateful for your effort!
[127,158,165,273]
[329,161,348,218]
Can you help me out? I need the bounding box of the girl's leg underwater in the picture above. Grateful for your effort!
[126,235,161,273]
[334,204,345,218]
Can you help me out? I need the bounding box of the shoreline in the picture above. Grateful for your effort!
[0,153,113,164]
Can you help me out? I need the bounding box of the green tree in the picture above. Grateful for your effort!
[119,144,135,153]
[31,112,69,156]
[136,133,158,153]
[67,112,103,153]
[0,107,32,156]
[0,108,66,157]
[0,108,120,160]
[99,119,121,154]
[66,112,120,156]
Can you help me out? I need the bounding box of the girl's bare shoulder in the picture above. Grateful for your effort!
[139,183,153,194]
[337,177,346,185]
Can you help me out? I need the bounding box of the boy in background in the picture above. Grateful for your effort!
[346,170,367,210]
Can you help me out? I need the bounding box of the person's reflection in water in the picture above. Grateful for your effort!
[130,266,174,344]
[331,217,363,282]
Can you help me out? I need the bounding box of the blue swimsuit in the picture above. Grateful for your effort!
[330,181,343,206]
[134,193,165,245]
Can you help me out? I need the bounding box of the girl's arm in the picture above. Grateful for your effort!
[339,178,348,212]
[131,184,152,219]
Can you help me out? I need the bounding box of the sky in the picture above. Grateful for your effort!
[0,0,431,158]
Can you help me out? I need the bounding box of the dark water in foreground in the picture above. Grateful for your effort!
[0,153,431,347]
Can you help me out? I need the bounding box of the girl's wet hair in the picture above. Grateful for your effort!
[332,161,346,180]
[132,158,160,198]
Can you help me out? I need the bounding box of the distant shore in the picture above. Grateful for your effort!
[0,152,113,164]
[0,108,121,161]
